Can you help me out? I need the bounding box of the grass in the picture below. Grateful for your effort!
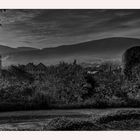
[42,109,140,130]
[0,108,140,130]
[92,110,140,130]
[43,117,102,130]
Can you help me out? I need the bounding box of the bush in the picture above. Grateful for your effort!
[43,110,140,130]
[1,61,140,111]
[43,117,102,130]
[39,62,96,104]
[0,62,98,111]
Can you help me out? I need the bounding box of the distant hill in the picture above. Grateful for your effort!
[16,47,38,52]
[0,45,16,54]
[2,37,140,66]
[0,45,38,55]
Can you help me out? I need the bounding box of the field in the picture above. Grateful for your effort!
[0,108,140,130]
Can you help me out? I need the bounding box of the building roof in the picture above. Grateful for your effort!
[35,63,47,70]
[25,63,47,72]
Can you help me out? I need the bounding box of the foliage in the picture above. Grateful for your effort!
[43,110,140,130]
[0,62,97,110]
[43,117,102,130]
[1,60,140,111]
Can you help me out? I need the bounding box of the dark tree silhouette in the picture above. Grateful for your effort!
[122,46,140,80]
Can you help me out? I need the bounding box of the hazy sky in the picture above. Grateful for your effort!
[0,9,140,49]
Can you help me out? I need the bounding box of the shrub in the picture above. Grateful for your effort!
[39,62,96,104]
[43,117,102,130]
[1,60,140,110]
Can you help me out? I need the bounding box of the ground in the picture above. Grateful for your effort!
[0,108,140,130]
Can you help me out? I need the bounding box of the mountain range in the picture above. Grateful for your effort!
[1,37,140,67]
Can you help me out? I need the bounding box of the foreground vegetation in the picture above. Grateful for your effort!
[44,109,140,130]
[1,61,140,111]
[0,109,140,130]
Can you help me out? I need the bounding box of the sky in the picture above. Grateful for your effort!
[0,9,140,49]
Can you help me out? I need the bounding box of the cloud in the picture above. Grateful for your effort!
[0,9,140,48]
